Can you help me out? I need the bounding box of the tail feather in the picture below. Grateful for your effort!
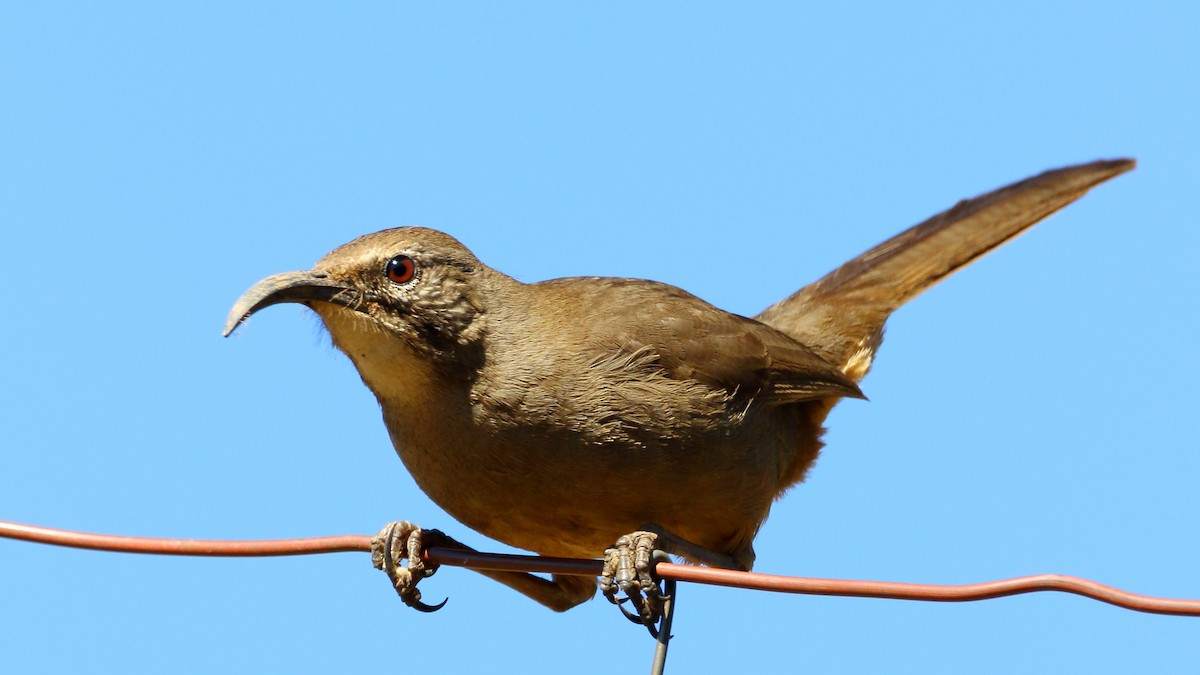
[756,158,1135,379]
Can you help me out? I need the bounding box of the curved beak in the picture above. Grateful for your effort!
[223,270,357,337]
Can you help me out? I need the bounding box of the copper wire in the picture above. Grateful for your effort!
[3,519,1196,617]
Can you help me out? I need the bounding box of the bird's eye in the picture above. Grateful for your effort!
[385,255,417,284]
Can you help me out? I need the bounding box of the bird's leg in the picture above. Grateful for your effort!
[371,521,450,612]
[600,524,739,631]
[371,521,597,613]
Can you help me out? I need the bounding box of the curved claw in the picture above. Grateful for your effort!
[411,596,449,613]
[617,598,645,624]
[370,521,447,614]
[626,595,661,639]
[601,530,671,630]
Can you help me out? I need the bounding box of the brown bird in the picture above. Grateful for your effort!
[225,158,1133,626]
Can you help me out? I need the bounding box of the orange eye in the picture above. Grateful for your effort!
[385,255,417,284]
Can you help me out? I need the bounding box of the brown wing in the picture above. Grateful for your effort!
[559,278,864,404]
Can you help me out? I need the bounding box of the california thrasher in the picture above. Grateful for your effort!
[225,159,1133,625]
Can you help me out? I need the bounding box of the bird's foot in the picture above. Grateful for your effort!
[370,521,449,612]
[600,530,670,634]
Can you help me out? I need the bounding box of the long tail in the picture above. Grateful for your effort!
[756,158,1135,380]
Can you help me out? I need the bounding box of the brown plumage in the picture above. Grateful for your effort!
[225,158,1133,616]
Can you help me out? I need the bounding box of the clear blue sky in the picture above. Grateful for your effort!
[2,3,1197,673]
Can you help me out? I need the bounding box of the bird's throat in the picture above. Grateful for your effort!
[312,305,442,413]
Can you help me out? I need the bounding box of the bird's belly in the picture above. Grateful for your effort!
[388,419,781,561]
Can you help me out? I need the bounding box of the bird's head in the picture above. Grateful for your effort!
[224,227,492,376]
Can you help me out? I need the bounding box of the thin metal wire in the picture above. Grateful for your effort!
[0,520,369,556]
[3,519,1198,617]
[650,551,678,675]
